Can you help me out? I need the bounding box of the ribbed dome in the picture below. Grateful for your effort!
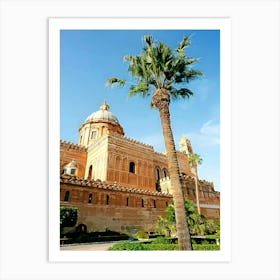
[85,100,119,124]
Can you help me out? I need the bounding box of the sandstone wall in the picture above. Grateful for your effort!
[60,141,87,178]
[60,176,172,233]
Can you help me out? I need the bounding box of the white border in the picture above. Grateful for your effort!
[49,18,231,262]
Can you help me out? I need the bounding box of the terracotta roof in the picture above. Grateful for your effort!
[60,175,172,198]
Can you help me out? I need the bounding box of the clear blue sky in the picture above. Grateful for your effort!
[60,29,220,190]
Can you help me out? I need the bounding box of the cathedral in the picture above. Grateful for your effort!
[60,101,220,234]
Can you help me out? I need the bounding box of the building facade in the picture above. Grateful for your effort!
[60,101,220,233]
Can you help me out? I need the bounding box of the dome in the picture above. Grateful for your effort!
[85,100,120,124]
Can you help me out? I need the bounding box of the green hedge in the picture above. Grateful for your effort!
[192,244,220,250]
[109,242,178,250]
[109,241,220,251]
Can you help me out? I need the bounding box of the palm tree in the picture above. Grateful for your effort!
[188,153,203,215]
[106,35,202,250]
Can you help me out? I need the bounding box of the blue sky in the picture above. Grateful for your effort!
[60,29,220,190]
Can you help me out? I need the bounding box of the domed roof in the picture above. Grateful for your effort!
[85,100,120,124]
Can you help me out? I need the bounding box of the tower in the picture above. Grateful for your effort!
[178,135,193,154]
[78,100,124,148]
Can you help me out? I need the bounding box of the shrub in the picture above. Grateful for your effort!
[192,244,220,250]
[60,207,78,228]
[134,231,149,239]
[109,242,178,251]
[108,242,146,250]
[151,236,172,244]
[108,241,220,251]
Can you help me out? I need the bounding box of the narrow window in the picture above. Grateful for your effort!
[88,165,92,179]
[163,170,167,178]
[126,197,129,207]
[91,131,97,139]
[156,168,160,181]
[88,193,93,203]
[129,162,135,173]
[141,199,144,208]
[106,194,109,205]
[153,200,156,208]
[166,201,168,207]
[64,191,70,202]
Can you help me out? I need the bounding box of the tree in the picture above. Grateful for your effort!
[107,35,202,250]
[156,200,219,237]
[60,207,78,228]
[188,153,203,214]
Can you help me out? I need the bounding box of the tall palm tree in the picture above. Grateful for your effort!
[106,35,202,250]
[188,153,203,215]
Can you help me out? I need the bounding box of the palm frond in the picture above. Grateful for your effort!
[127,82,150,97]
[169,88,194,100]
[106,77,126,87]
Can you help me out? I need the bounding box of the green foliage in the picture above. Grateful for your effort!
[60,207,78,228]
[151,236,172,244]
[188,153,203,166]
[109,242,178,251]
[134,231,149,239]
[108,241,220,251]
[156,199,220,237]
[106,34,202,102]
[192,244,220,251]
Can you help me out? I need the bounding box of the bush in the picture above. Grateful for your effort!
[109,242,178,251]
[151,236,172,244]
[192,244,220,250]
[134,231,149,239]
[60,207,78,228]
[109,242,146,250]
[109,241,220,251]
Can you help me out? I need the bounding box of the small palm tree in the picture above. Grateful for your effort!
[107,35,202,250]
[188,153,203,214]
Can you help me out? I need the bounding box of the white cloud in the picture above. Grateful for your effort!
[182,119,220,147]
[200,119,220,136]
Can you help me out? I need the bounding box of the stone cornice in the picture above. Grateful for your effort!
[60,174,172,198]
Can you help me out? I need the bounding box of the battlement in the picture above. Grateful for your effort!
[60,140,87,152]
[108,133,154,151]
[60,174,172,198]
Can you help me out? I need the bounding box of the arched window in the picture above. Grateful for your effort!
[163,169,168,178]
[88,165,92,179]
[156,168,161,181]
[141,199,144,208]
[64,191,70,202]
[129,162,135,173]
[106,194,110,205]
[88,193,93,203]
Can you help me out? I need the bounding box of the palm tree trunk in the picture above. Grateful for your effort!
[152,89,192,250]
